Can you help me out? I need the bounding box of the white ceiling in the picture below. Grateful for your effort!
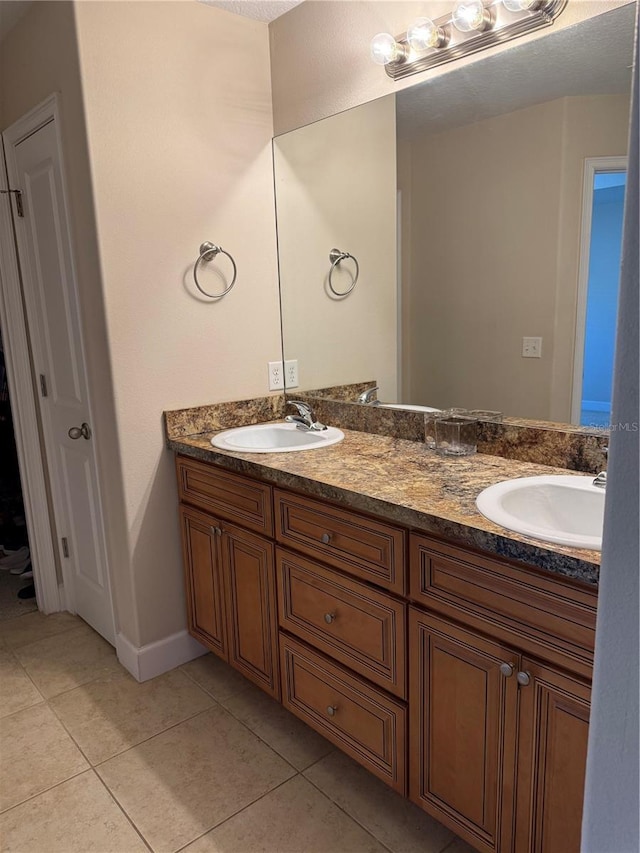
[0,0,33,44]
[397,4,635,139]
[199,0,303,23]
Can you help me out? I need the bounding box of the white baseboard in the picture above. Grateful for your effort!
[116,629,208,682]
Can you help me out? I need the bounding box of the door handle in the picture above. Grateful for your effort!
[68,422,91,440]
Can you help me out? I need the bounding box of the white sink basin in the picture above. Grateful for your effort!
[476,475,605,550]
[211,422,344,454]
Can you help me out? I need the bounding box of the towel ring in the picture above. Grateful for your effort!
[193,241,237,299]
[328,248,359,297]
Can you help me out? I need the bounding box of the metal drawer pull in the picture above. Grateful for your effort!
[320,533,332,545]
[210,526,223,537]
[499,662,514,678]
[517,671,531,687]
[324,612,336,624]
[326,705,337,716]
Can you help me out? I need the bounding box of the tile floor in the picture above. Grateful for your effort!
[0,611,474,853]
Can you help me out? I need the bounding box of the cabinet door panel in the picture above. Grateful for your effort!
[223,522,280,699]
[180,506,227,659]
[409,607,518,853]
[515,658,590,853]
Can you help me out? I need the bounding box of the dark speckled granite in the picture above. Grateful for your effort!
[165,395,285,440]
[295,389,609,475]
[168,428,600,586]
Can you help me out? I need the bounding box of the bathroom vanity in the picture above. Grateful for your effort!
[170,429,597,853]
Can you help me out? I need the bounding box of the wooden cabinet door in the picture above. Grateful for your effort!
[409,607,519,853]
[222,521,280,699]
[180,505,227,659]
[514,658,591,853]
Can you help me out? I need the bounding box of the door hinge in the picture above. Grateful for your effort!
[0,189,24,217]
[39,374,48,397]
[61,537,70,558]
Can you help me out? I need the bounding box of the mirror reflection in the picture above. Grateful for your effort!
[274,5,633,426]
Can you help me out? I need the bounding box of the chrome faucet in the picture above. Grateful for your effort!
[357,386,379,405]
[592,472,607,489]
[285,401,327,432]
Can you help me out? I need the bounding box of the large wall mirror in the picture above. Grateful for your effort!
[274,4,634,427]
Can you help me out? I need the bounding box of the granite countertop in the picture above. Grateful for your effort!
[168,428,600,586]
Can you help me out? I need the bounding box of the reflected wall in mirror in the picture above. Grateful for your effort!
[274,4,634,427]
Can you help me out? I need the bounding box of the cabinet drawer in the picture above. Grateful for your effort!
[280,635,406,793]
[277,548,406,698]
[275,490,406,595]
[177,456,273,536]
[410,534,597,676]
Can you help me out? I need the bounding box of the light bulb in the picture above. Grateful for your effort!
[370,32,405,65]
[451,0,492,32]
[407,17,449,51]
[502,0,543,10]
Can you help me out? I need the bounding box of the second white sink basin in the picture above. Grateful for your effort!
[211,422,344,453]
[476,475,605,550]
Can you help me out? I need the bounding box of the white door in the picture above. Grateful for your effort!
[3,107,115,644]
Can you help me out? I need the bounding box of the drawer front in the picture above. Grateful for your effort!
[275,490,406,595]
[280,635,407,794]
[410,534,597,674]
[277,548,406,698]
[177,456,273,536]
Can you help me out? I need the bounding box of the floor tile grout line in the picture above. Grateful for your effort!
[91,767,155,853]
[3,621,89,655]
[91,704,220,770]
[45,675,220,766]
[173,772,301,853]
[301,770,396,853]
[0,767,89,817]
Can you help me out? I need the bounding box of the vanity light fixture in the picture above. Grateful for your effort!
[407,17,449,51]
[371,0,566,80]
[370,32,407,66]
[451,0,492,33]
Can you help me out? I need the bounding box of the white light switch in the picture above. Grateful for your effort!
[522,337,542,358]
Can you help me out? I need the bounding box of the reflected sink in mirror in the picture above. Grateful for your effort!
[476,475,605,551]
[211,422,344,454]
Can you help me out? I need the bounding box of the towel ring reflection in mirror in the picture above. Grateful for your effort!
[328,248,359,297]
[193,241,238,299]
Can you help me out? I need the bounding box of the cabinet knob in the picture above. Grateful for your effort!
[210,526,223,537]
[326,705,337,716]
[516,670,531,687]
[499,662,514,678]
[320,533,332,545]
[324,612,336,624]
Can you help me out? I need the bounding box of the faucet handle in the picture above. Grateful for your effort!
[287,400,312,418]
[358,386,379,405]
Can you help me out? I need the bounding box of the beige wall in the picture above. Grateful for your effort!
[0,2,135,640]
[269,0,631,135]
[275,95,398,400]
[401,94,630,420]
[73,1,281,646]
[1,1,281,649]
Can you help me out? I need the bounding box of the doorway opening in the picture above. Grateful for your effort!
[573,159,627,427]
[0,325,35,618]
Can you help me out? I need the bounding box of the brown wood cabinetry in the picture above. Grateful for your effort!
[409,607,519,853]
[180,505,228,659]
[280,634,407,793]
[514,659,590,853]
[176,454,597,853]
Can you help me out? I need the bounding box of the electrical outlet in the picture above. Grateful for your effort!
[522,336,542,358]
[285,359,299,388]
[268,361,284,390]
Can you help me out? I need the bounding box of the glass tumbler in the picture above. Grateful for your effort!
[435,415,478,457]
